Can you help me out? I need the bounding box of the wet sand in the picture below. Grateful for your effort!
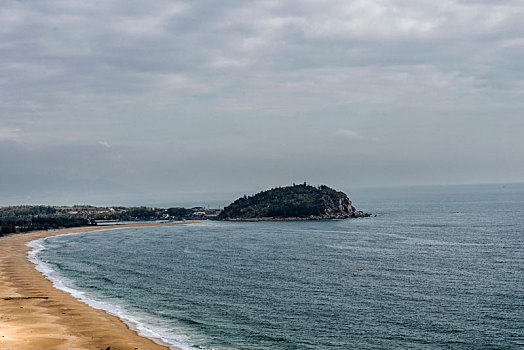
[0,223,193,350]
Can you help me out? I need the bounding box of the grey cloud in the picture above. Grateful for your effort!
[0,0,523,204]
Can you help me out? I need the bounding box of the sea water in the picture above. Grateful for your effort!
[31,184,524,349]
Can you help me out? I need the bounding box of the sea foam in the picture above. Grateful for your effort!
[26,232,199,350]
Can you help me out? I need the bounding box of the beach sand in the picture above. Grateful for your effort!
[0,223,192,350]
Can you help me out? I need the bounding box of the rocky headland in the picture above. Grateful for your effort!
[218,183,371,221]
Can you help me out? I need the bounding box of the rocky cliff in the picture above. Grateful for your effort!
[218,184,370,221]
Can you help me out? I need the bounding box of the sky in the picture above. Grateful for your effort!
[1,0,523,206]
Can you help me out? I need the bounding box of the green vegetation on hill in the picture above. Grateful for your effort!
[0,206,89,236]
[0,185,370,235]
[218,183,369,220]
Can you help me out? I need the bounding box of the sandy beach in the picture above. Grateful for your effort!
[0,223,192,350]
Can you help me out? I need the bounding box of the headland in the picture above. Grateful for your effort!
[219,183,370,221]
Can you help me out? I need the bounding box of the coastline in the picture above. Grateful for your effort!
[0,222,194,350]
[218,213,371,221]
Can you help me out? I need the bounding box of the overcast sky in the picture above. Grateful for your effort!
[1,0,523,206]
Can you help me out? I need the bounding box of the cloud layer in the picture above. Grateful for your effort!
[1,0,523,204]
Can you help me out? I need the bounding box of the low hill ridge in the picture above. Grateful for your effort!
[218,183,370,221]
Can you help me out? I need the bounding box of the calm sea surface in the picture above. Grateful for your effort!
[33,184,524,349]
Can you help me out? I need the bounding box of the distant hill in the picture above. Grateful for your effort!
[218,184,370,221]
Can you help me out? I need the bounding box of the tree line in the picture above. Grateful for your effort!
[0,205,211,236]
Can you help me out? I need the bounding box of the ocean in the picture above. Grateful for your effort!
[28,184,524,349]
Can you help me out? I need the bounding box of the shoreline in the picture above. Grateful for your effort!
[0,222,195,350]
[218,214,372,221]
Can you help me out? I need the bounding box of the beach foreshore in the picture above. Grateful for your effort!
[0,222,194,350]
